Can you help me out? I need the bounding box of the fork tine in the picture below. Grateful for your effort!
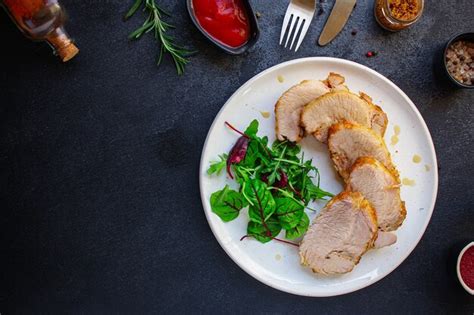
[285,16,299,48]
[285,14,297,48]
[279,11,292,45]
[280,0,316,51]
[289,17,304,50]
[294,19,310,52]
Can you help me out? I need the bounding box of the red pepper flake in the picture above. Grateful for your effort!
[366,51,378,58]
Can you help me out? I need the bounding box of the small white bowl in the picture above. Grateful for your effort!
[457,241,474,295]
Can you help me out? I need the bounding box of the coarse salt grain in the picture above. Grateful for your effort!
[446,40,474,86]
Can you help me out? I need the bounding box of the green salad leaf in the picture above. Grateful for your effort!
[207,154,228,176]
[247,217,282,243]
[240,140,260,169]
[244,119,259,138]
[210,185,248,222]
[305,181,333,201]
[243,179,276,224]
[275,197,304,230]
[285,212,310,240]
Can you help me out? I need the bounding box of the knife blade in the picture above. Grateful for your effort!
[318,0,357,46]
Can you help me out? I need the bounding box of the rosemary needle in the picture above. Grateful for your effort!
[125,0,194,75]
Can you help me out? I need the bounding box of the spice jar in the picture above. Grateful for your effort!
[374,0,424,31]
[1,0,78,61]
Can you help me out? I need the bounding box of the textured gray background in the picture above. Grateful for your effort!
[0,0,473,313]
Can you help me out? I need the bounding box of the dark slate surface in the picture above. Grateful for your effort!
[1,0,473,313]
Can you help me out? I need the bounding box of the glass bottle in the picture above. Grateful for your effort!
[1,0,79,61]
[374,0,424,32]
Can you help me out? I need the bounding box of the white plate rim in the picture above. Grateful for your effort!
[199,57,439,297]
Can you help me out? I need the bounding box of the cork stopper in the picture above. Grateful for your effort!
[46,27,79,62]
[57,42,79,62]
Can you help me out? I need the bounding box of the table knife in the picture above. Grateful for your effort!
[318,0,357,46]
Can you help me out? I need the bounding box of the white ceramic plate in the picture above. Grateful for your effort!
[199,57,438,297]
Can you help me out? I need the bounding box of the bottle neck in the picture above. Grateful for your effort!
[46,26,79,62]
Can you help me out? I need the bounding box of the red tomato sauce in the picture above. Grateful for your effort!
[460,245,474,290]
[192,0,251,48]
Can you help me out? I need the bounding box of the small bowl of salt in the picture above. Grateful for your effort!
[443,32,474,89]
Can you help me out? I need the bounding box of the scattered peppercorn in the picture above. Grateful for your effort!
[351,29,358,36]
[366,51,378,57]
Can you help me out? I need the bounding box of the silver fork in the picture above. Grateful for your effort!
[279,0,316,52]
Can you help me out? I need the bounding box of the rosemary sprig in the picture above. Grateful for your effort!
[125,0,193,75]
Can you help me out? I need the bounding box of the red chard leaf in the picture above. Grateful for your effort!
[226,136,249,179]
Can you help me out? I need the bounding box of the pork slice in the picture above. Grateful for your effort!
[373,231,397,249]
[299,192,378,275]
[347,157,406,232]
[323,72,348,92]
[359,92,387,137]
[275,80,330,142]
[301,91,388,143]
[327,122,398,181]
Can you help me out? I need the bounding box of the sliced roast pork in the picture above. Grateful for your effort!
[373,231,397,249]
[275,80,331,142]
[274,73,349,142]
[327,122,398,181]
[301,91,388,143]
[323,72,348,92]
[347,157,406,232]
[299,192,378,275]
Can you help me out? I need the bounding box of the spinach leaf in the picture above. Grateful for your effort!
[210,185,248,222]
[243,179,276,224]
[285,212,310,240]
[207,154,228,175]
[275,197,304,229]
[247,216,282,243]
